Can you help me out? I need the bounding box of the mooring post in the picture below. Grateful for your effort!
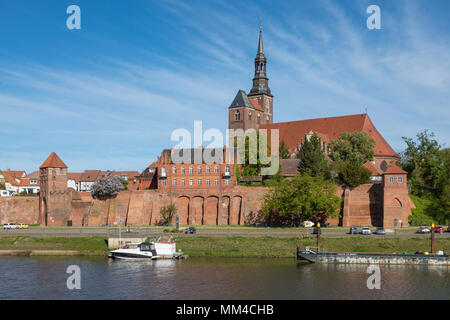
[431,223,435,254]
[317,222,321,252]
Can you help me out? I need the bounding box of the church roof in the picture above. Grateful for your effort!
[40,152,68,169]
[363,161,382,175]
[259,113,397,157]
[383,165,407,174]
[229,90,255,109]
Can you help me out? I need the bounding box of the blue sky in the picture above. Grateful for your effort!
[1,0,449,173]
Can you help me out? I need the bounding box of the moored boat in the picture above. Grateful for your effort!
[109,238,186,261]
[109,242,158,260]
[297,247,449,266]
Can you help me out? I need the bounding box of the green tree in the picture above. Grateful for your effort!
[236,131,273,179]
[279,140,290,159]
[329,132,375,164]
[119,178,128,191]
[334,161,372,188]
[261,174,341,226]
[401,130,447,197]
[296,133,330,179]
[159,203,177,225]
[0,183,5,190]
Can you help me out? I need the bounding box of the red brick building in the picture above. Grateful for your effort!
[139,148,235,192]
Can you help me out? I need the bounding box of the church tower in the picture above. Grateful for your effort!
[228,27,273,134]
[247,26,273,125]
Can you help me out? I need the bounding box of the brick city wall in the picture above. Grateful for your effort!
[0,197,39,224]
[0,184,413,227]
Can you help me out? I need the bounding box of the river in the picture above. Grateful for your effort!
[0,256,448,299]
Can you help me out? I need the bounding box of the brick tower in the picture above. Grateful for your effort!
[39,152,71,226]
[229,27,273,134]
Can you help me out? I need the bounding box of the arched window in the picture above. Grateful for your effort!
[380,160,388,172]
[235,110,240,121]
[392,198,402,207]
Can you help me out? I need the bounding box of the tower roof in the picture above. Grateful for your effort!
[40,152,68,169]
[257,28,264,55]
[229,90,254,109]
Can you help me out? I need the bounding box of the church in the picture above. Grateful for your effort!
[228,28,398,175]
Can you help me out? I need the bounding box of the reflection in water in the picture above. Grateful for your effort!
[0,257,448,300]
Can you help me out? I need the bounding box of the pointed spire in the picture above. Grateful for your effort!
[257,26,264,55]
[249,26,272,97]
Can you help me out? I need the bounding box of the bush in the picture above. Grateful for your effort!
[159,204,177,226]
[408,195,436,226]
[91,176,124,200]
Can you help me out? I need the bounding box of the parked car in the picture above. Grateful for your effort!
[3,223,17,229]
[0,190,10,197]
[349,226,358,234]
[434,226,445,233]
[361,227,371,235]
[416,227,431,234]
[185,226,196,234]
[16,223,29,229]
[375,227,386,235]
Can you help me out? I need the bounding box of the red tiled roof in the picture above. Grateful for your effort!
[363,161,381,175]
[383,165,407,174]
[80,170,101,182]
[260,113,397,157]
[24,171,39,179]
[6,171,26,179]
[40,152,68,169]
[1,171,20,186]
[68,172,83,183]
[249,98,263,111]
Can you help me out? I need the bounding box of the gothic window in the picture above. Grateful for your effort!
[235,110,240,121]
[257,113,261,124]
[380,160,388,172]
[392,198,402,207]
[248,112,252,120]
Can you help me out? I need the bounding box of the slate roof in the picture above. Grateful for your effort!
[229,90,255,109]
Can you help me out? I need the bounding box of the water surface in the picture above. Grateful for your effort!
[0,256,448,299]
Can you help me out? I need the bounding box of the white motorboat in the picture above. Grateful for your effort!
[109,242,158,260]
[109,238,185,261]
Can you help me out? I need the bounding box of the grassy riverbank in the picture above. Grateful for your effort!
[174,236,450,258]
[0,236,448,257]
[0,236,109,256]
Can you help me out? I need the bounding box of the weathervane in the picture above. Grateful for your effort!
[258,18,262,31]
